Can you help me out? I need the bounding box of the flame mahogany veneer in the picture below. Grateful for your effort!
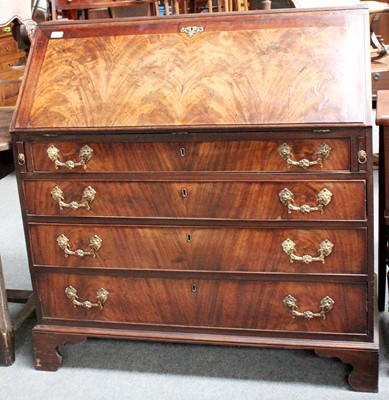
[11,8,378,392]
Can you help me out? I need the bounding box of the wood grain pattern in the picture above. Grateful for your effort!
[24,179,366,220]
[29,139,351,172]
[28,224,367,274]
[23,14,368,128]
[36,272,368,334]
[11,8,377,388]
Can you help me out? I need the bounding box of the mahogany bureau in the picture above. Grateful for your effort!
[11,7,378,392]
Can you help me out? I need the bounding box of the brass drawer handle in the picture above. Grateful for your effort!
[65,286,108,310]
[279,187,332,214]
[357,150,367,164]
[283,295,334,320]
[278,143,331,169]
[18,153,25,166]
[57,234,102,258]
[282,238,333,264]
[51,186,96,210]
[47,145,93,170]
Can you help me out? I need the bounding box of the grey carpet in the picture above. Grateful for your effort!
[1,171,388,399]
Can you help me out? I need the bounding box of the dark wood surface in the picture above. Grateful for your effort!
[377,90,389,310]
[11,8,378,392]
[28,139,351,172]
[28,224,367,274]
[12,7,372,131]
[36,272,368,335]
[23,179,367,220]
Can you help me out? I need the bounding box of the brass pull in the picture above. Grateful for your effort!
[47,145,93,170]
[65,286,108,310]
[51,186,96,210]
[278,187,332,214]
[57,234,102,258]
[18,153,25,166]
[278,143,331,169]
[282,238,333,264]
[358,150,367,164]
[283,295,334,320]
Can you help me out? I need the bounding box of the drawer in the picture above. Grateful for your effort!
[24,180,366,221]
[56,0,113,7]
[29,139,350,173]
[372,69,389,94]
[36,272,368,335]
[0,36,18,56]
[29,224,367,274]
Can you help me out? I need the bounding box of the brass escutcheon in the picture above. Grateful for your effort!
[180,26,204,38]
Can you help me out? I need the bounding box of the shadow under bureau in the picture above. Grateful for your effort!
[11,7,378,392]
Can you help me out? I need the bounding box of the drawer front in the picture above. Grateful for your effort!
[29,139,350,173]
[29,224,367,274]
[0,36,18,56]
[24,180,366,221]
[372,69,389,94]
[56,0,116,6]
[36,272,367,335]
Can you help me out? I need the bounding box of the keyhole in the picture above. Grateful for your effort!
[180,148,185,157]
[186,233,192,243]
[181,188,188,198]
[191,283,197,293]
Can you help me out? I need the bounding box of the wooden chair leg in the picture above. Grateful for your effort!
[0,256,14,366]
[0,256,35,366]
